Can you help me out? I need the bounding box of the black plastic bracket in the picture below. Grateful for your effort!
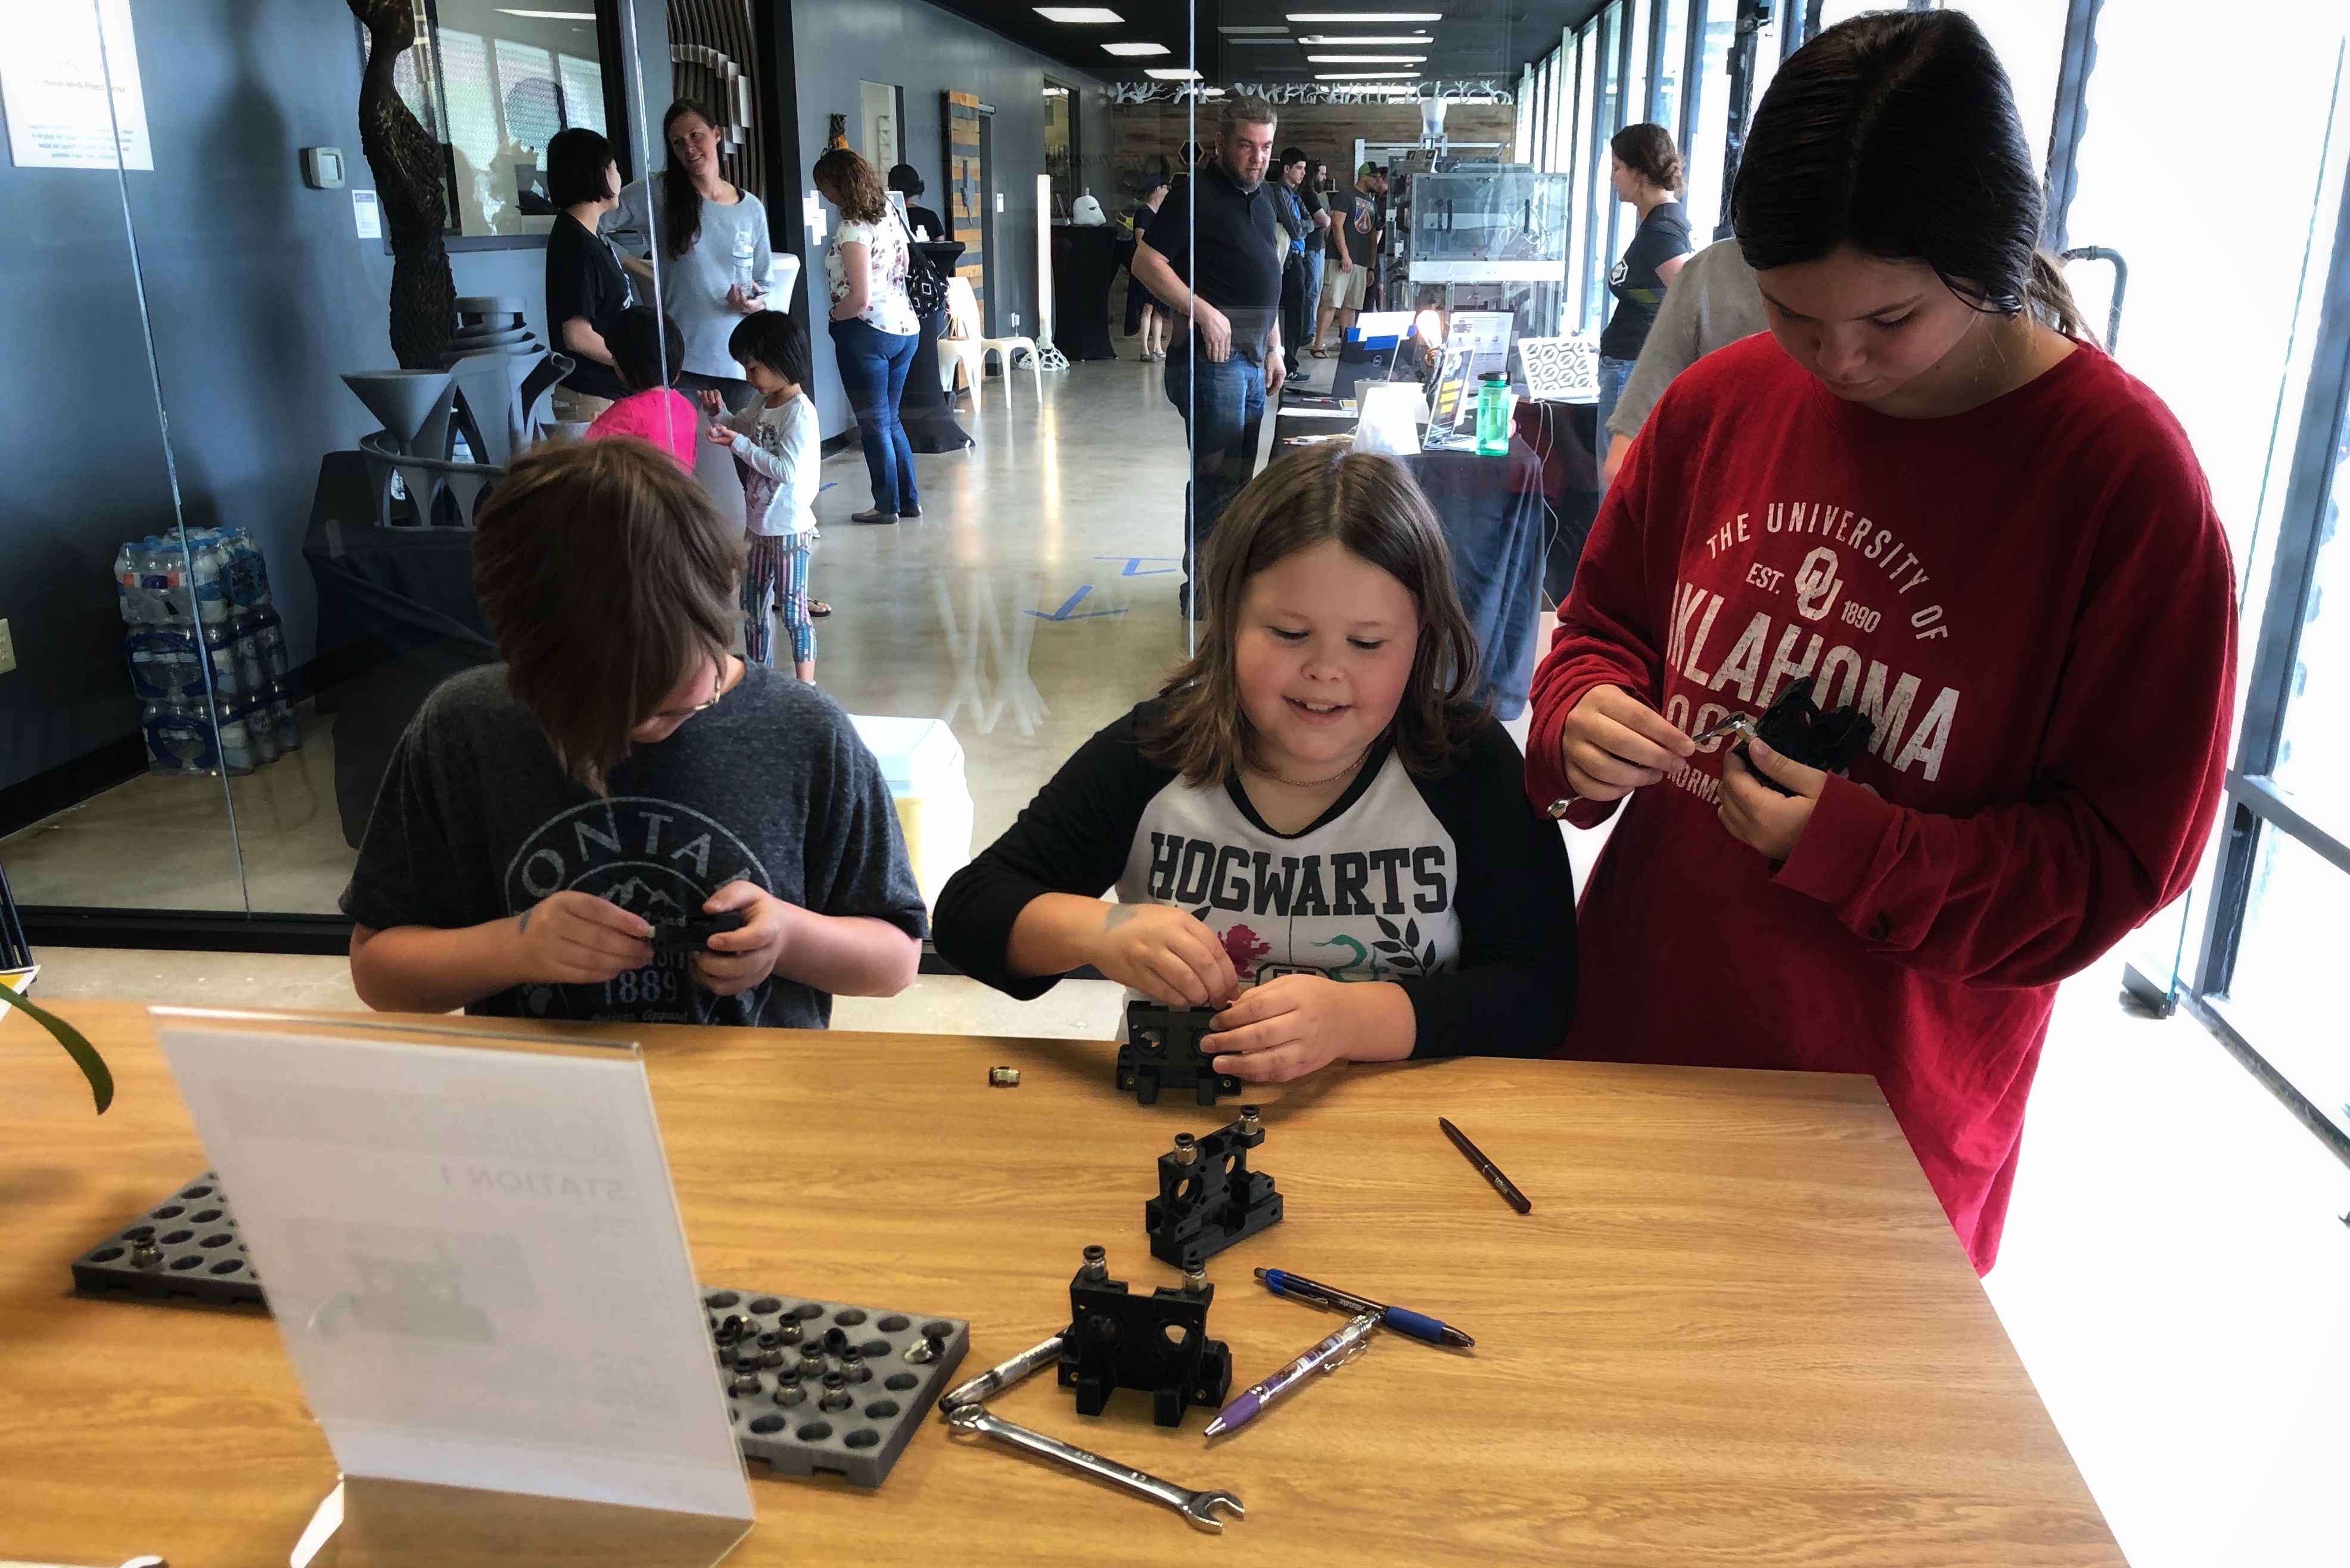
[1144,1108,1283,1270]
[1056,1245,1232,1427]
[1117,1000,1240,1106]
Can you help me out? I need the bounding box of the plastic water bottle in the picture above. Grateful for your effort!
[216,707,257,774]
[732,229,757,297]
[201,627,243,705]
[1475,373,1511,457]
[243,698,282,764]
[266,680,301,751]
[251,611,290,682]
[189,534,232,627]
[221,527,269,612]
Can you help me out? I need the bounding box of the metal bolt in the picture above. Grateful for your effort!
[129,1240,163,1268]
[1081,1244,1108,1281]
[1184,1265,1207,1294]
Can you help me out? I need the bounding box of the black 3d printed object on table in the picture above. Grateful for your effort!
[69,1174,967,1487]
[1056,1244,1232,1428]
[1144,1107,1283,1271]
[1118,1001,1241,1106]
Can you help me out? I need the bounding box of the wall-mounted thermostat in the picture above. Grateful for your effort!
[301,147,346,189]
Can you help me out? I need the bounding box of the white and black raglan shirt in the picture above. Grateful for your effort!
[933,699,1577,1059]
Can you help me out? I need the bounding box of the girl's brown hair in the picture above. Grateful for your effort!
[813,147,889,224]
[1142,446,1485,785]
[473,438,741,792]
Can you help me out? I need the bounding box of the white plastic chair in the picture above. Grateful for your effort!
[939,276,987,412]
[947,276,1042,402]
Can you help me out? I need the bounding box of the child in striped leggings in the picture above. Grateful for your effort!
[704,312,820,680]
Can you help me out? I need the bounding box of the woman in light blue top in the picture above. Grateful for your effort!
[606,100,773,415]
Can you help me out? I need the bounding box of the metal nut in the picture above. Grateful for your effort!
[989,1065,1021,1087]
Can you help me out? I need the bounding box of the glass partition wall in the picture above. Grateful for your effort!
[0,0,1208,941]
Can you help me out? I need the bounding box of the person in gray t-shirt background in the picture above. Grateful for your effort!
[343,439,925,1029]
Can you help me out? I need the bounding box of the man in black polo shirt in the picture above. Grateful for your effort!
[1130,99,1286,608]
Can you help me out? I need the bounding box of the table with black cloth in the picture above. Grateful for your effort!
[1050,223,1119,360]
[900,239,974,453]
[302,452,497,848]
[1512,397,1602,606]
[1270,406,1548,719]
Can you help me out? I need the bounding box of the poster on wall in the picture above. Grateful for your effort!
[0,0,153,170]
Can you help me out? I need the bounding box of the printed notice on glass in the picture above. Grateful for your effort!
[0,0,154,170]
[153,1010,753,1522]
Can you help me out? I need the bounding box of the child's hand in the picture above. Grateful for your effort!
[1090,903,1238,1007]
[512,891,652,984]
[1559,685,1695,801]
[698,388,727,418]
[1717,737,1825,861]
[689,881,793,995]
[1206,975,1407,1082]
[704,418,741,446]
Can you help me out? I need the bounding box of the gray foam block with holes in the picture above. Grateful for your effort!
[70,1172,263,1306]
[68,1176,968,1488]
[702,1287,968,1488]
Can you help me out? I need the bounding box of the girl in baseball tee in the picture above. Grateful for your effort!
[934,447,1577,1084]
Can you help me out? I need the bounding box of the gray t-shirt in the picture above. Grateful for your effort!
[341,663,926,1029]
[604,182,775,378]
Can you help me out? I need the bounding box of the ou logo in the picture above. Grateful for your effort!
[1793,547,1842,621]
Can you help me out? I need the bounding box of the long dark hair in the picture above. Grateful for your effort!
[1730,11,2082,336]
[658,100,716,259]
[1141,446,1485,785]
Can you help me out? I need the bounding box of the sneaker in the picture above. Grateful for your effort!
[849,509,897,524]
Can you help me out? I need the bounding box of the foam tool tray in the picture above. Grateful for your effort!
[69,1175,968,1488]
[703,1286,968,1487]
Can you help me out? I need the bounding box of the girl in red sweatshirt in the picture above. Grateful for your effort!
[1525,11,2236,1273]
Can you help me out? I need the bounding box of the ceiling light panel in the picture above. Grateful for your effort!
[1218,24,1291,32]
[1307,54,1426,61]
[1313,70,1418,77]
[1288,13,1445,20]
[1296,34,1431,43]
[1101,41,1169,54]
[1144,67,1202,79]
[1034,7,1124,21]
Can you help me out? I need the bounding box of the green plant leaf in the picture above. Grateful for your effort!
[2,981,113,1114]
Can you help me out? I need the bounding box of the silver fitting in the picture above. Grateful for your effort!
[1173,1133,1199,1166]
[1082,1244,1109,1281]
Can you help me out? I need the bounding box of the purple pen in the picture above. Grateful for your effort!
[1202,1311,1380,1436]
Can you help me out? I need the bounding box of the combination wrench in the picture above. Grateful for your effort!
[943,1401,1245,1532]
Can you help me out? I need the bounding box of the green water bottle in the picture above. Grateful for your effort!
[1475,372,1510,456]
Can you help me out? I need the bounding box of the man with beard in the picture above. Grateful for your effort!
[1130,99,1287,612]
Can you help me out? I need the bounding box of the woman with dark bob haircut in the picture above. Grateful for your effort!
[1526,10,2236,1274]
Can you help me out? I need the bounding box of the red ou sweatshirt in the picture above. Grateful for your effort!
[1525,333,2236,1273]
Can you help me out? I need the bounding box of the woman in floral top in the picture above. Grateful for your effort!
[814,147,923,523]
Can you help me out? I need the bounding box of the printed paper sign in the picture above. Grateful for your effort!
[0,0,153,170]
[155,1011,753,1521]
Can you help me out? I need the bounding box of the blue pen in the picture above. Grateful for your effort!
[1255,1267,1475,1349]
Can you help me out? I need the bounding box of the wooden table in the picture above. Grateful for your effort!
[1,1003,2123,1567]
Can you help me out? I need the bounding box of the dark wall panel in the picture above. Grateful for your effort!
[0,0,666,795]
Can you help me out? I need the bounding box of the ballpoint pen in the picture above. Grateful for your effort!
[1202,1311,1379,1438]
[1438,1116,1532,1214]
[1254,1267,1475,1349]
